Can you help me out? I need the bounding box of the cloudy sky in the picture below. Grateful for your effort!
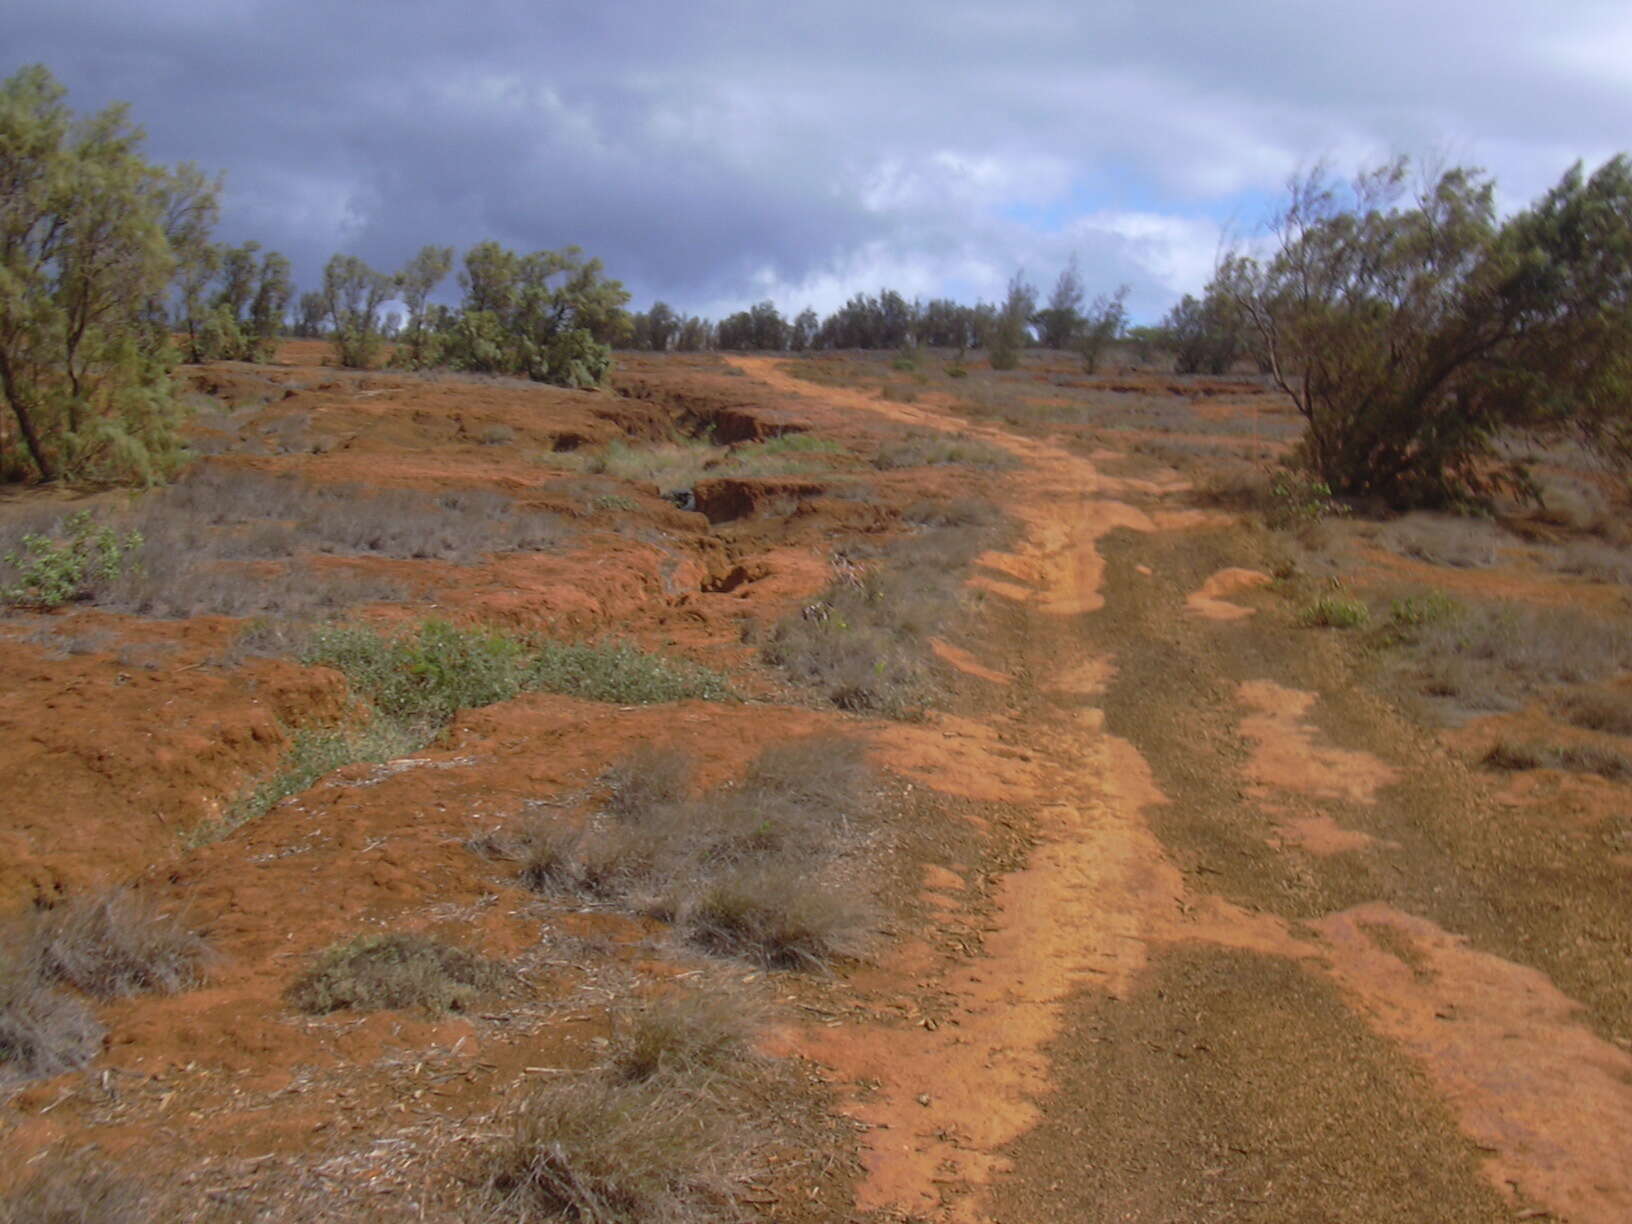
[6,1,1631,322]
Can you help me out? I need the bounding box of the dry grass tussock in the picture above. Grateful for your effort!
[1,890,208,1086]
[480,988,768,1222]
[0,1151,153,1224]
[1375,514,1513,569]
[286,932,515,1015]
[482,1069,749,1224]
[1481,738,1632,780]
[497,737,880,971]
[764,511,1000,718]
[1554,687,1632,736]
[872,430,1016,471]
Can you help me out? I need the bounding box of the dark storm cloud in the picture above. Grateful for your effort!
[5,1,1630,319]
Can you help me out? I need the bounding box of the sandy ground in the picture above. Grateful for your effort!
[2,349,1628,1221]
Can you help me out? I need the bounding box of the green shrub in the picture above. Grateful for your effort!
[528,639,734,704]
[1268,471,1346,530]
[1,511,143,609]
[287,932,512,1014]
[303,619,531,725]
[1388,591,1461,628]
[1298,594,1370,629]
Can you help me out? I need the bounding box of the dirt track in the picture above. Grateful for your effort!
[731,357,1632,1223]
[2,351,1628,1221]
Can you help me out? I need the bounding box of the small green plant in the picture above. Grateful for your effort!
[194,719,423,844]
[303,619,531,726]
[1389,591,1461,628]
[528,639,735,704]
[945,362,969,379]
[1298,593,1370,628]
[1267,471,1346,530]
[1,511,142,608]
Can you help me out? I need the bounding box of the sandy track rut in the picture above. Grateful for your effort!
[728,356,1632,1224]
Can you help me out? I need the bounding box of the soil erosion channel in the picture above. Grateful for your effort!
[730,357,1632,1224]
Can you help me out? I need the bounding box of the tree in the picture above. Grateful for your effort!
[988,272,1036,371]
[1161,292,1245,375]
[1217,156,1632,506]
[293,291,327,338]
[395,244,452,366]
[436,242,629,386]
[1078,285,1129,373]
[322,254,392,369]
[1035,254,1085,349]
[0,65,210,484]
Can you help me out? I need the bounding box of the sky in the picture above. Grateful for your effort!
[6,1,1631,324]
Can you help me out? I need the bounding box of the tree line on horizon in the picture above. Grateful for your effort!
[6,62,1632,509]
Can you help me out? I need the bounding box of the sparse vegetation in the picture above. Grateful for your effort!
[482,1071,745,1223]
[1298,593,1370,629]
[24,889,208,998]
[287,932,513,1014]
[764,512,1000,717]
[1554,688,1632,736]
[1481,739,1632,780]
[1395,601,1632,710]
[0,1151,151,1224]
[198,719,423,844]
[527,639,735,705]
[498,737,879,971]
[1,889,208,1087]
[607,992,758,1084]
[872,431,1016,471]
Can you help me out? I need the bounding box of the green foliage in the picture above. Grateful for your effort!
[1078,285,1130,374]
[1389,591,1461,629]
[303,619,531,726]
[1218,155,1632,506]
[303,619,734,727]
[1162,291,1246,375]
[1298,593,1370,629]
[0,65,208,483]
[429,241,628,386]
[1266,470,1347,530]
[395,244,454,367]
[1,510,142,608]
[988,272,1035,371]
[322,253,392,369]
[1034,254,1085,350]
[195,719,423,845]
[528,639,735,704]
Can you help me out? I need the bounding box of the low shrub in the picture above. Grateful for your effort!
[1481,739,1632,780]
[528,640,735,705]
[24,890,208,998]
[0,960,103,1086]
[1555,688,1632,736]
[872,431,1016,471]
[303,620,531,727]
[483,1074,742,1223]
[1297,594,1370,629]
[682,866,876,970]
[0,1152,150,1224]
[607,992,758,1085]
[1377,515,1509,569]
[1407,602,1632,709]
[0,511,142,609]
[287,933,513,1015]
[509,738,879,972]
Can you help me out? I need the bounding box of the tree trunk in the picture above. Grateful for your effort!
[0,356,55,481]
